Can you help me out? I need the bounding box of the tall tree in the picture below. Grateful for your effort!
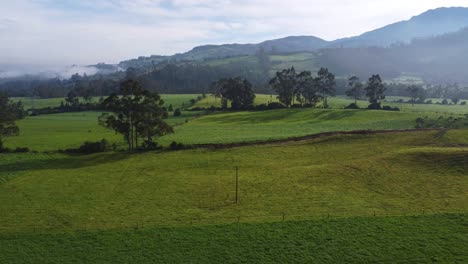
[297,71,321,106]
[0,93,25,150]
[406,85,425,106]
[211,77,256,110]
[99,80,172,150]
[269,67,297,107]
[316,68,336,108]
[345,76,364,104]
[365,74,386,109]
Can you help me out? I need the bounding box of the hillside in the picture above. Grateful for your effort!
[331,7,468,48]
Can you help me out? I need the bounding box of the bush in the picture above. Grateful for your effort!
[168,104,173,111]
[268,102,286,110]
[290,104,303,109]
[441,99,448,105]
[461,101,467,105]
[14,147,30,153]
[174,108,182,117]
[140,140,162,151]
[367,103,382,110]
[169,141,186,151]
[344,103,360,109]
[426,100,433,104]
[382,106,400,111]
[67,139,110,154]
[254,104,269,111]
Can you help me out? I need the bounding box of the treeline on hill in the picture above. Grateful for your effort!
[318,28,468,84]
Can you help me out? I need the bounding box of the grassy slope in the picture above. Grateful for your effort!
[6,96,467,150]
[1,131,466,232]
[0,130,467,263]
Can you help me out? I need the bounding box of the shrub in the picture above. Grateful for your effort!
[345,103,360,109]
[290,104,303,109]
[254,104,269,111]
[461,101,467,105]
[441,99,448,105]
[382,106,400,111]
[268,102,286,110]
[67,139,110,154]
[140,140,162,151]
[367,103,382,110]
[174,108,182,117]
[14,147,30,153]
[169,141,186,150]
[426,100,433,104]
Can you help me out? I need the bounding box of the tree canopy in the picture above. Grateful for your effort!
[0,93,25,150]
[365,74,387,109]
[99,80,173,151]
[211,77,256,110]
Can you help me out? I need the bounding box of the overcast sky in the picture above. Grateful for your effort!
[1,0,468,66]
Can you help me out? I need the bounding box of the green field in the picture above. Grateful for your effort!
[2,94,467,262]
[5,96,467,151]
[1,130,467,262]
[13,94,199,110]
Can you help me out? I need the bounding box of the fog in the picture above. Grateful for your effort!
[0,64,115,80]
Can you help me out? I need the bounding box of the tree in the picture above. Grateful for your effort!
[316,68,336,108]
[345,76,363,104]
[99,80,173,151]
[0,93,25,150]
[65,90,79,107]
[365,74,386,109]
[297,71,321,106]
[406,85,426,106]
[211,77,256,110]
[269,67,297,107]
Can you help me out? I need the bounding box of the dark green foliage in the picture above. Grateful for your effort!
[168,104,173,111]
[169,141,186,150]
[365,75,386,109]
[211,77,256,110]
[174,108,182,117]
[0,93,25,150]
[316,67,336,108]
[345,76,364,104]
[99,80,173,150]
[66,139,110,154]
[344,103,360,109]
[269,67,297,106]
[406,85,426,106]
[297,71,321,106]
[381,106,400,111]
[415,115,468,129]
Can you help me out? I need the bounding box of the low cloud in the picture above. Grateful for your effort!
[1,0,468,66]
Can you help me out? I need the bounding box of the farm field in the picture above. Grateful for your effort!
[5,95,467,151]
[13,94,199,110]
[0,130,467,262]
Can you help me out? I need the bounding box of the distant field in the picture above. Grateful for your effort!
[13,94,199,110]
[6,110,201,151]
[6,95,467,151]
[1,130,467,262]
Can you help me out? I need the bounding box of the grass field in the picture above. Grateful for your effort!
[13,94,199,110]
[5,95,467,151]
[1,130,467,262]
[3,94,467,262]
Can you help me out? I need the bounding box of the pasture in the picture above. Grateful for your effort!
[1,94,467,263]
[0,130,467,262]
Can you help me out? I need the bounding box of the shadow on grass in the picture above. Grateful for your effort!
[0,152,132,175]
[204,109,358,124]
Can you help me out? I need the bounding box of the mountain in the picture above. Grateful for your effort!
[318,27,468,83]
[331,7,468,48]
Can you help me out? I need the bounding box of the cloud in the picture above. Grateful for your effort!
[1,0,468,66]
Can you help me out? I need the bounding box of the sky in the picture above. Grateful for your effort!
[1,0,468,66]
